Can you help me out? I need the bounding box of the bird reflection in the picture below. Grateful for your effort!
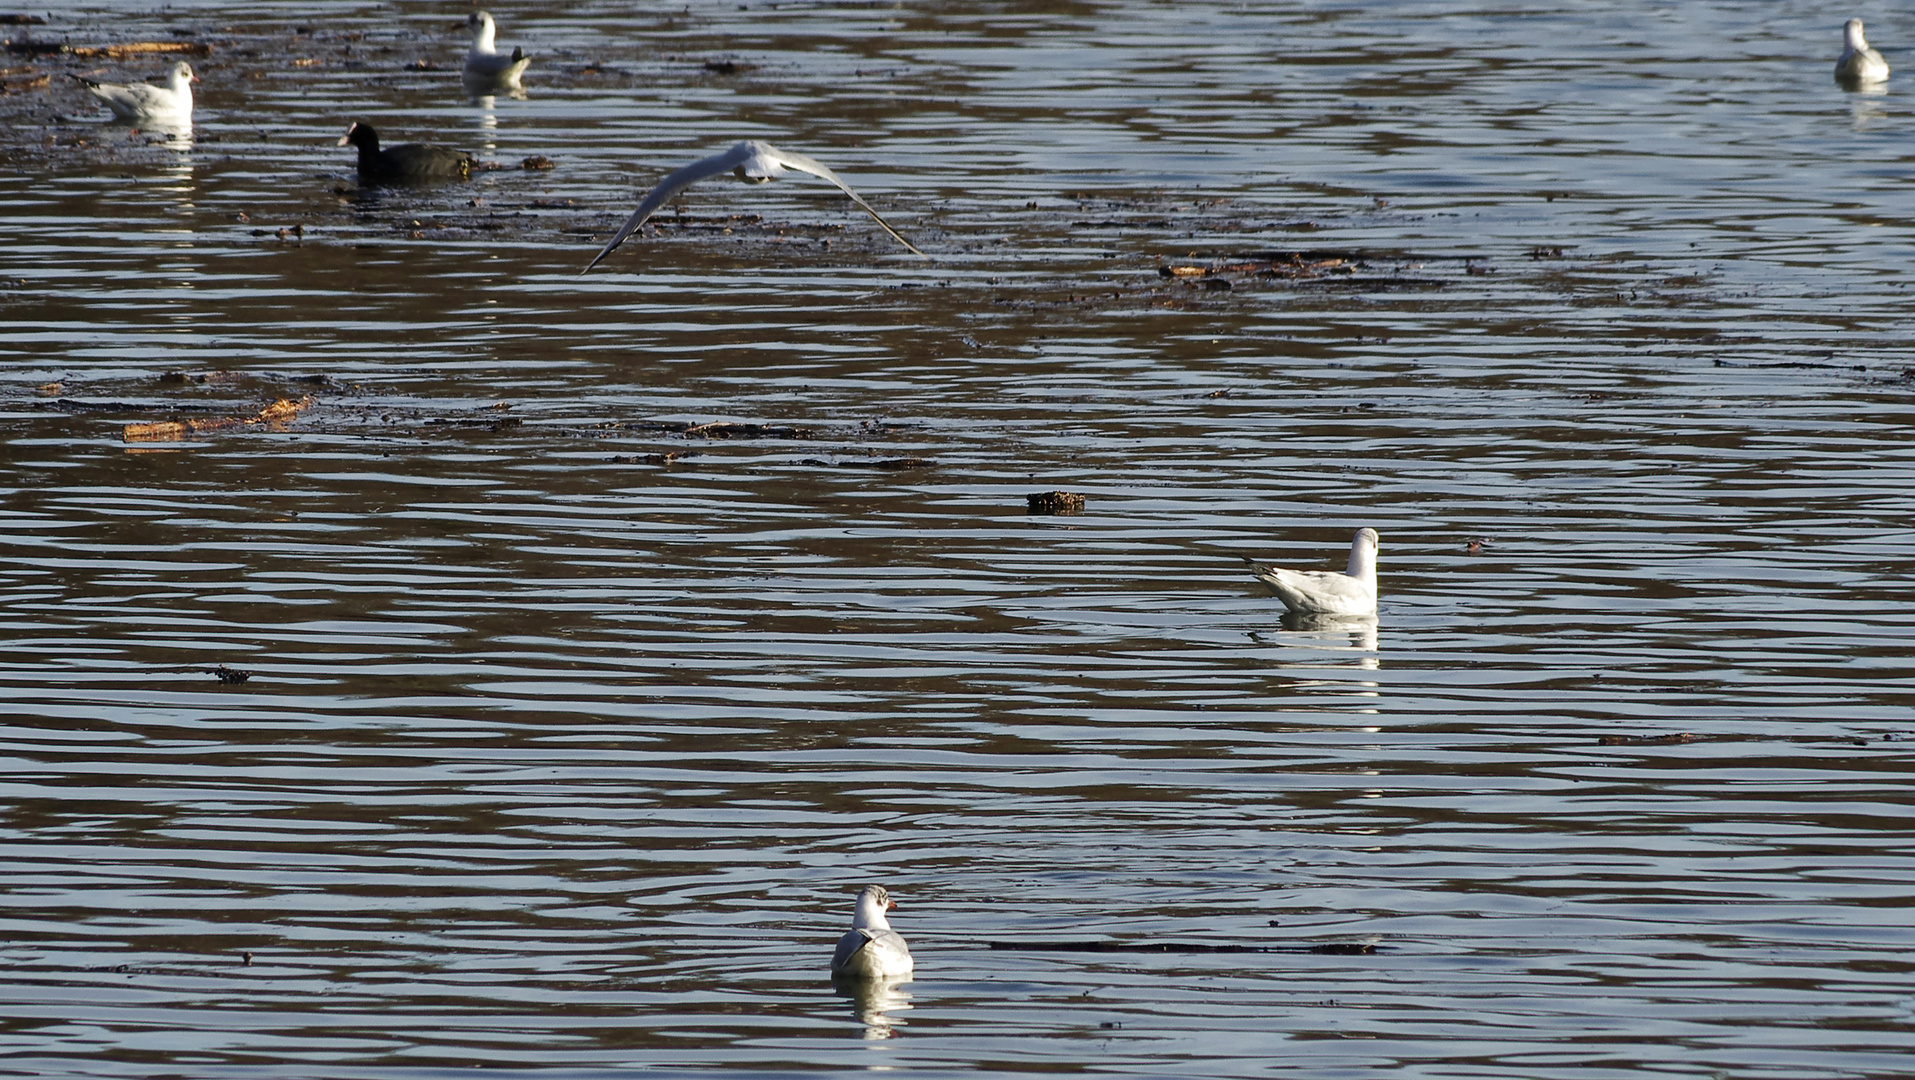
[834,975,912,1040]
[137,118,195,145]
[1849,87,1888,131]
[153,138,196,215]
[1254,613,1382,705]
[1281,611,1379,657]
[473,98,500,130]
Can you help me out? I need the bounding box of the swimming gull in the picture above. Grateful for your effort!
[73,60,196,125]
[1245,528,1380,616]
[464,10,530,91]
[831,884,914,980]
[1837,18,1890,86]
[582,140,928,271]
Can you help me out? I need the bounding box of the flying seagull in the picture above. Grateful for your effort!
[582,140,928,271]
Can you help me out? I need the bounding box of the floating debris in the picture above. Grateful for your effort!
[797,456,930,470]
[1027,490,1086,515]
[8,40,213,58]
[683,421,816,440]
[206,665,253,685]
[159,370,248,385]
[1597,732,1697,746]
[0,70,46,93]
[1160,252,1348,281]
[520,154,554,170]
[610,450,700,465]
[123,395,313,442]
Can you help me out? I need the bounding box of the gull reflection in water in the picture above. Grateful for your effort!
[835,975,912,1040]
[1283,612,1379,655]
[466,81,528,103]
[150,132,197,217]
[1850,86,1888,131]
[472,96,500,130]
[1259,613,1381,705]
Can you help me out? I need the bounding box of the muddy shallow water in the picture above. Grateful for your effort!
[3,1,1914,1077]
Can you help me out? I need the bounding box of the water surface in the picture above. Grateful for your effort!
[3,1,1914,1077]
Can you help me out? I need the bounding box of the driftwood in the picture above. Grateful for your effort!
[795,456,930,470]
[1160,255,1347,280]
[8,40,212,58]
[682,420,815,439]
[123,396,313,442]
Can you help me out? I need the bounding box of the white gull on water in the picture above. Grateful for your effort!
[582,140,929,271]
[73,60,196,125]
[464,11,530,91]
[1245,528,1380,616]
[1836,18,1889,86]
[831,885,914,980]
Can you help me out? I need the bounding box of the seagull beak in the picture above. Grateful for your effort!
[886,899,897,911]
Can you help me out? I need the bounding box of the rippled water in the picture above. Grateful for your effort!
[3,1,1914,1076]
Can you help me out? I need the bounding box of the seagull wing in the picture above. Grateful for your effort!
[761,143,929,259]
[81,78,174,118]
[582,142,759,273]
[833,927,874,972]
[1245,560,1374,615]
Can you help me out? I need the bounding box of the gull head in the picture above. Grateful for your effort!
[1845,18,1870,51]
[852,884,896,929]
[1347,527,1380,576]
[171,61,199,88]
[469,11,499,50]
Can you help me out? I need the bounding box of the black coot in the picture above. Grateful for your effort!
[338,122,474,184]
